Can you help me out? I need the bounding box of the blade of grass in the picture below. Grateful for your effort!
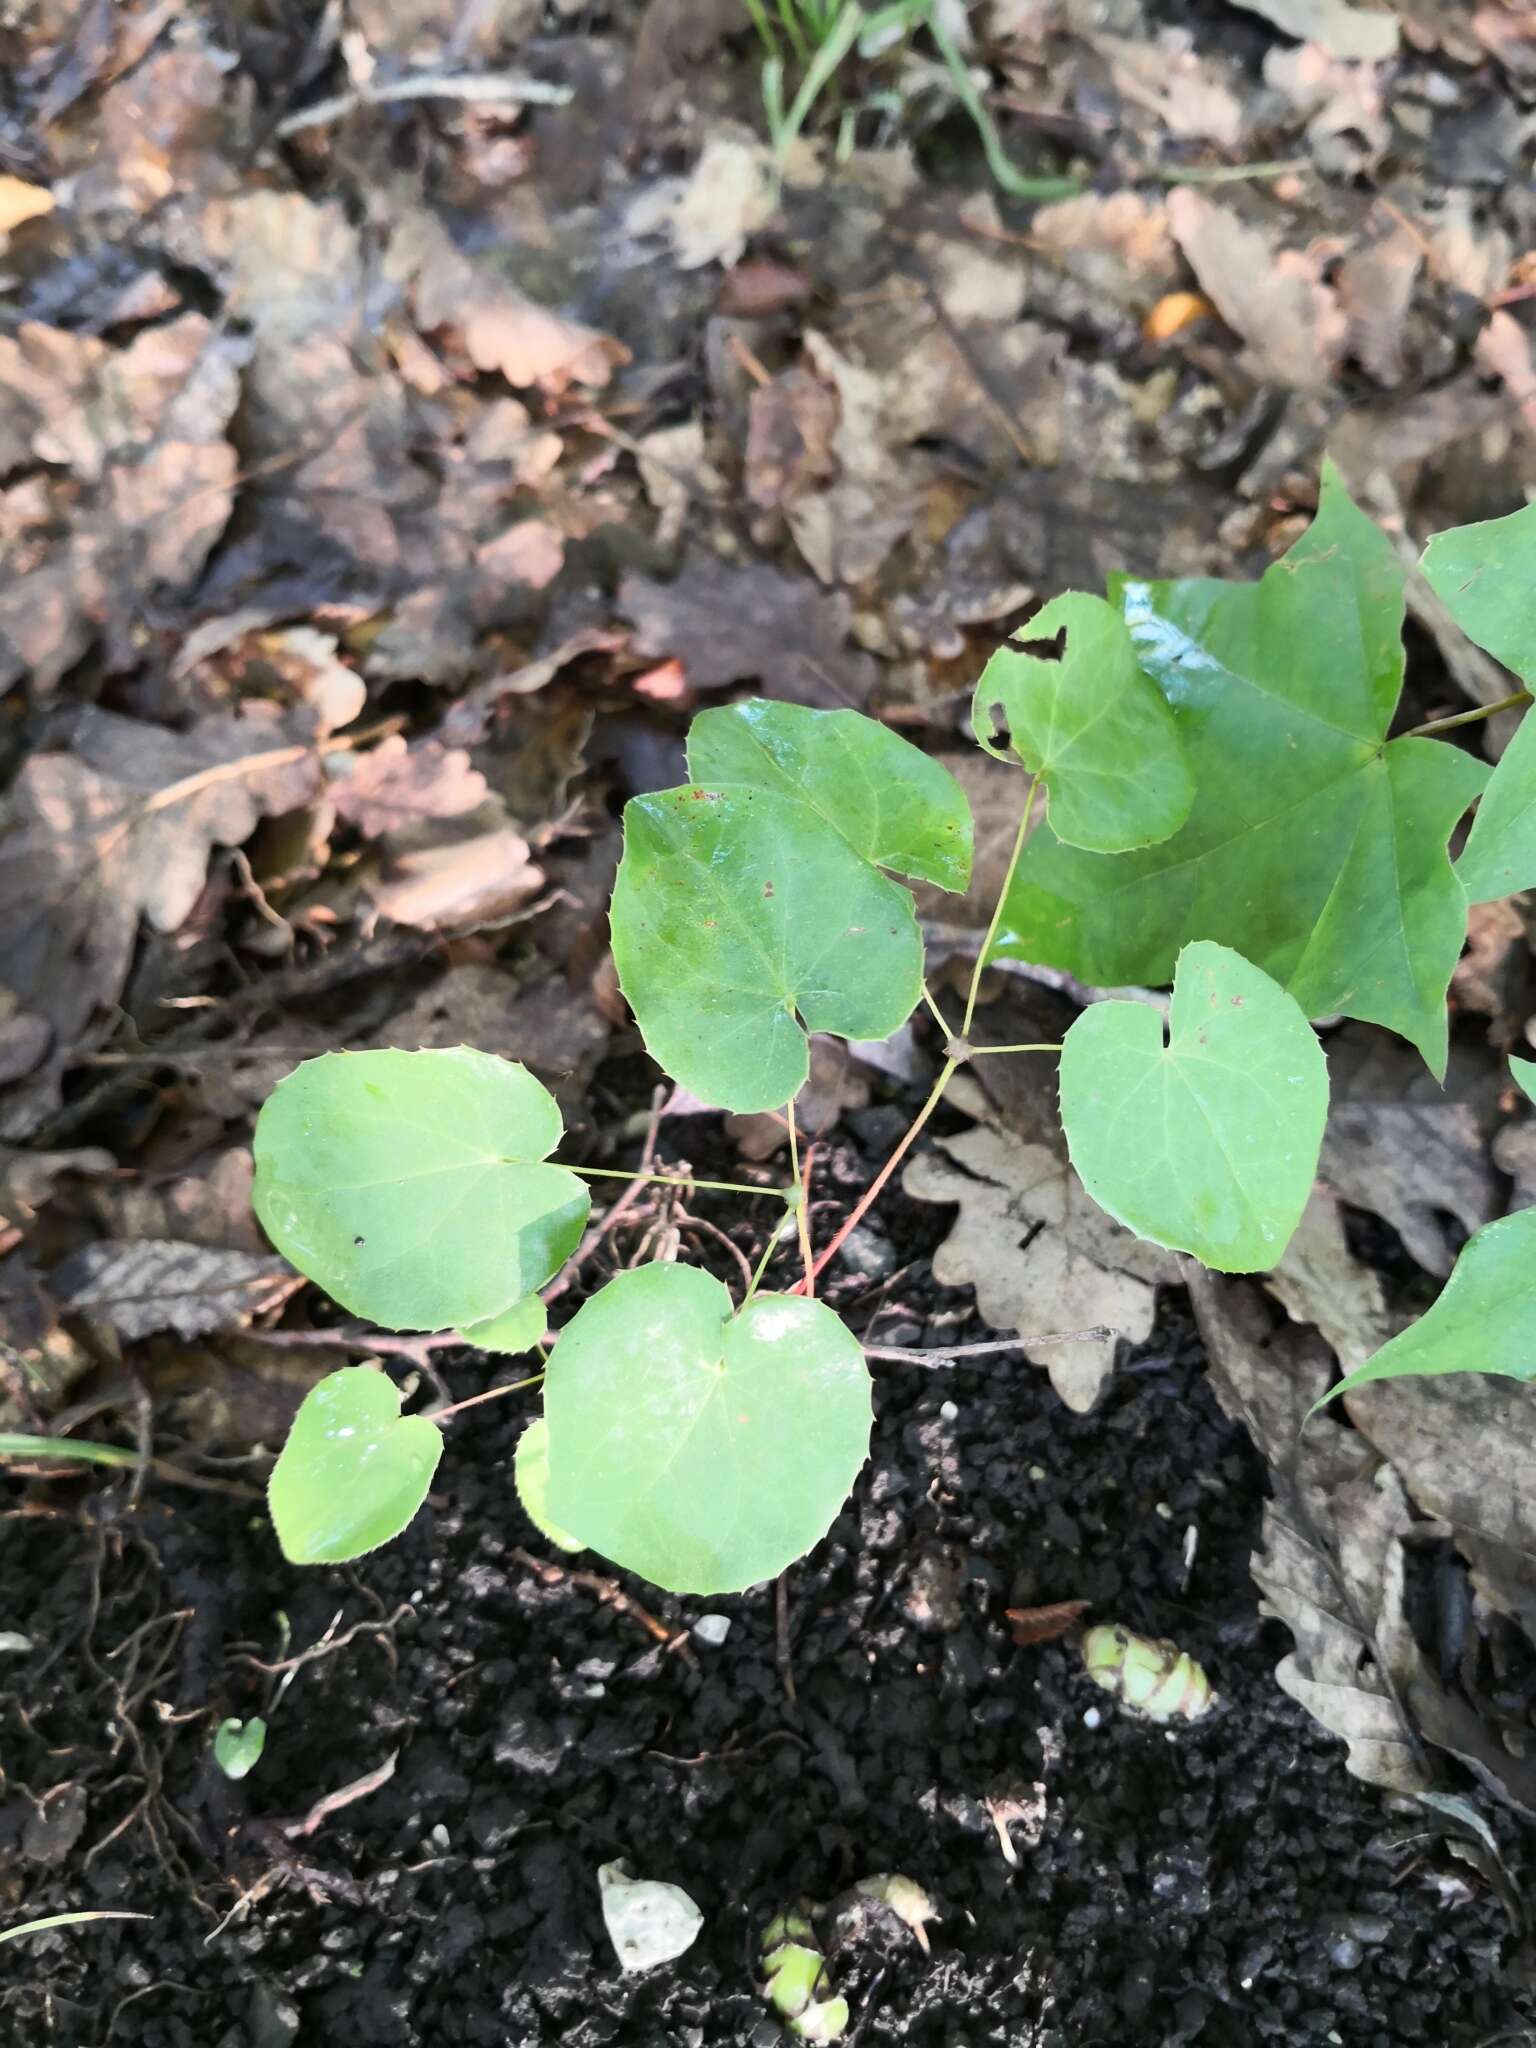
[0,1911,151,1946]
[0,1434,142,1470]
[928,11,1081,200]
[773,1,865,174]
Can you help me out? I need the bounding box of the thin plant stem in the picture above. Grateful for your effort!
[966,1040,1063,1056]
[1400,688,1531,740]
[743,1220,786,1305]
[786,1101,816,1295]
[1153,158,1308,185]
[961,771,1042,1037]
[772,1,863,172]
[920,980,953,1036]
[774,0,811,63]
[795,1057,960,1292]
[569,1163,788,1201]
[429,1372,544,1425]
[742,0,780,56]
[865,1328,1111,1365]
[0,1435,258,1499]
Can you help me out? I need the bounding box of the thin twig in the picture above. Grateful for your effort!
[428,1371,544,1426]
[865,1329,1113,1367]
[786,1101,815,1296]
[794,1058,959,1291]
[276,69,572,139]
[512,1548,698,1669]
[775,1573,797,1708]
[545,1089,667,1301]
[963,771,1042,1037]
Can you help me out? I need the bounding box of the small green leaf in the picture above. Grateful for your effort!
[1422,501,1536,684]
[514,1417,584,1552]
[971,592,1194,852]
[1059,941,1328,1272]
[253,1048,589,1330]
[214,1716,267,1781]
[1327,1208,1536,1400]
[999,467,1486,1077]
[1421,503,1536,903]
[268,1367,442,1564]
[611,701,970,1112]
[1513,1056,1536,1107]
[688,698,973,890]
[544,1264,872,1593]
[458,1294,545,1354]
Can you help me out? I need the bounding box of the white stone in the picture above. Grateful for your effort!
[692,1614,732,1648]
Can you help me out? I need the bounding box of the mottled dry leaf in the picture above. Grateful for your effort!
[1167,190,1346,393]
[0,705,324,1096]
[905,1124,1175,1411]
[379,963,610,1103]
[744,367,839,516]
[1095,32,1246,147]
[367,827,543,931]
[1319,1029,1501,1276]
[1266,1187,1393,1372]
[333,738,489,839]
[1477,310,1536,444]
[636,132,777,270]
[618,553,878,706]
[1264,43,1389,173]
[1031,192,1177,308]
[96,1149,266,1255]
[53,1238,294,1341]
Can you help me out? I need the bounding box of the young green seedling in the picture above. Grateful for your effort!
[214,1716,268,1781]
[244,480,1536,1592]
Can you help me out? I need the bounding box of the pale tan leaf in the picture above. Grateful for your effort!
[0,176,54,235]
[1167,190,1346,393]
[53,1238,294,1341]
[332,738,490,839]
[368,827,543,931]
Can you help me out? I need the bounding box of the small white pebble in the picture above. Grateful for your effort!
[939,1400,958,1421]
[692,1614,732,1647]
[1155,1501,1173,1521]
[431,1823,450,1851]
[1082,1707,1102,1730]
[1028,1465,1046,1482]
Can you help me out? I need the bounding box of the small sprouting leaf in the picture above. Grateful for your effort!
[598,1861,704,1973]
[1420,505,1536,904]
[253,1048,589,1330]
[1513,1056,1536,1107]
[971,592,1194,853]
[1059,941,1328,1272]
[268,1367,442,1564]
[514,1417,583,1552]
[999,467,1487,1076]
[214,1716,267,1781]
[611,700,971,1112]
[1327,1208,1536,1400]
[543,1264,872,1593]
[688,698,973,890]
[458,1294,545,1354]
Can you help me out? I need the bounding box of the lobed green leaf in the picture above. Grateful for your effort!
[611,700,971,1112]
[971,591,1194,853]
[1058,941,1329,1272]
[542,1263,872,1593]
[997,467,1487,1077]
[253,1048,589,1330]
[268,1367,442,1564]
[513,1416,584,1552]
[458,1294,546,1354]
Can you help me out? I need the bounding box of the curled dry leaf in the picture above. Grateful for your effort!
[1227,0,1398,60]
[332,738,490,839]
[904,1123,1175,1412]
[367,827,544,932]
[52,1238,294,1342]
[1167,190,1346,395]
[1336,215,1423,388]
[1266,1187,1393,1374]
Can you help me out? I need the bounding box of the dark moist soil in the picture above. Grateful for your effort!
[1,1088,1528,2048]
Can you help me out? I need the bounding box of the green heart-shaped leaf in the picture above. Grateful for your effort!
[971,591,1194,853]
[514,1417,584,1552]
[543,1264,872,1593]
[458,1294,546,1354]
[1326,1208,1536,1401]
[1421,502,1536,904]
[269,1367,442,1564]
[253,1048,589,1330]
[611,700,972,1112]
[999,468,1487,1076]
[1513,1056,1536,1108]
[1059,941,1328,1272]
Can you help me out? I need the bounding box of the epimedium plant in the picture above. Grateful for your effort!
[250,473,1536,1596]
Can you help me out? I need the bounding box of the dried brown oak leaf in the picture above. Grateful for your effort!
[331,737,490,839]
[618,553,877,707]
[393,209,626,394]
[0,704,324,1083]
[366,828,543,932]
[1167,190,1346,395]
[904,1123,1176,1412]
